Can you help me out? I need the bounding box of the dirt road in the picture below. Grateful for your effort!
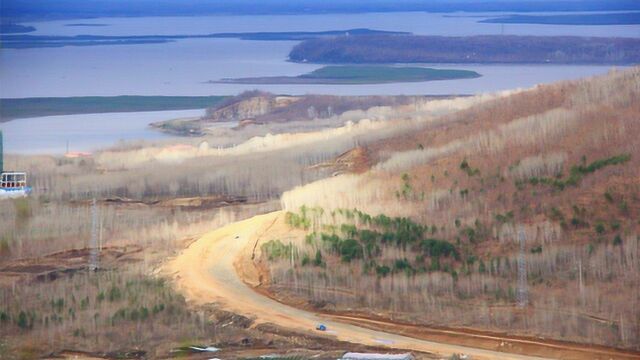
[165,211,638,360]
[167,211,549,359]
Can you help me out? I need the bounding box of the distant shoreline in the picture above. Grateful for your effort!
[65,23,111,27]
[0,96,228,122]
[0,28,407,49]
[480,12,640,25]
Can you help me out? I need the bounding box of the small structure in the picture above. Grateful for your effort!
[341,353,415,360]
[0,130,31,198]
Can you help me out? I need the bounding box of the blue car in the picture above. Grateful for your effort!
[316,324,327,331]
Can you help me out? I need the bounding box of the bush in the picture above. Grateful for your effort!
[339,239,362,262]
[478,260,486,273]
[604,191,614,203]
[262,240,295,261]
[375,265,391,277]
[0,311,9,323]
[108,286,122,302]
[285,211,311,230]
[460,159,480,176]
[419,238,458,259]
[313,250,323,266]
[393,258,413,271]
[613,235,623,246]
[16,311,30,330]
[494,211,514,224]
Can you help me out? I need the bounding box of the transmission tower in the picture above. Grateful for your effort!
[89,198,99,271]
[517,228,528,308]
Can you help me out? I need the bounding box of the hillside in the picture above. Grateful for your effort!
[257,68,640,350]
[152,91,436,135]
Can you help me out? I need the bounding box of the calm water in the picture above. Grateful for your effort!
[2,12,637,98]
[1,12,637,154]
[0,109,208,154]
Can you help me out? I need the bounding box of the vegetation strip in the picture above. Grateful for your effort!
[516,154,631,190]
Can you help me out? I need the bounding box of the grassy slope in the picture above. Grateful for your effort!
[217,66,481,84]
[0,96,227,122]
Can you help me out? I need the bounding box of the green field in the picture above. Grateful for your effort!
[0,96,228,122]
[216,66,481,84]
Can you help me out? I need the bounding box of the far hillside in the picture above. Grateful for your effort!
[290,35,640,64]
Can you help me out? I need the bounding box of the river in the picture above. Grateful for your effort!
[1,12,637,154]
[2,12,636,98]
[0,109,212,154]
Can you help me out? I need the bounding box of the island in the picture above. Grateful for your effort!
[212,65,481,85]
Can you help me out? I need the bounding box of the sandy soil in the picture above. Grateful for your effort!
[165,211,563,360]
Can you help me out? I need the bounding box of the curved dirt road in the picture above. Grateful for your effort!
[166,211,559,360]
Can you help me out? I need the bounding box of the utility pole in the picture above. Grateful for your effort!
[89,198,99,271]
[517,228,528,308]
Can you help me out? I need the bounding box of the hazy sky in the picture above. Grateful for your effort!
[3,0,639,21]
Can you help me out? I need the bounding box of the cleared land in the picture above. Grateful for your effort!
[214,66,480,85]
[289,35,640,64]
[0,96,227,121]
